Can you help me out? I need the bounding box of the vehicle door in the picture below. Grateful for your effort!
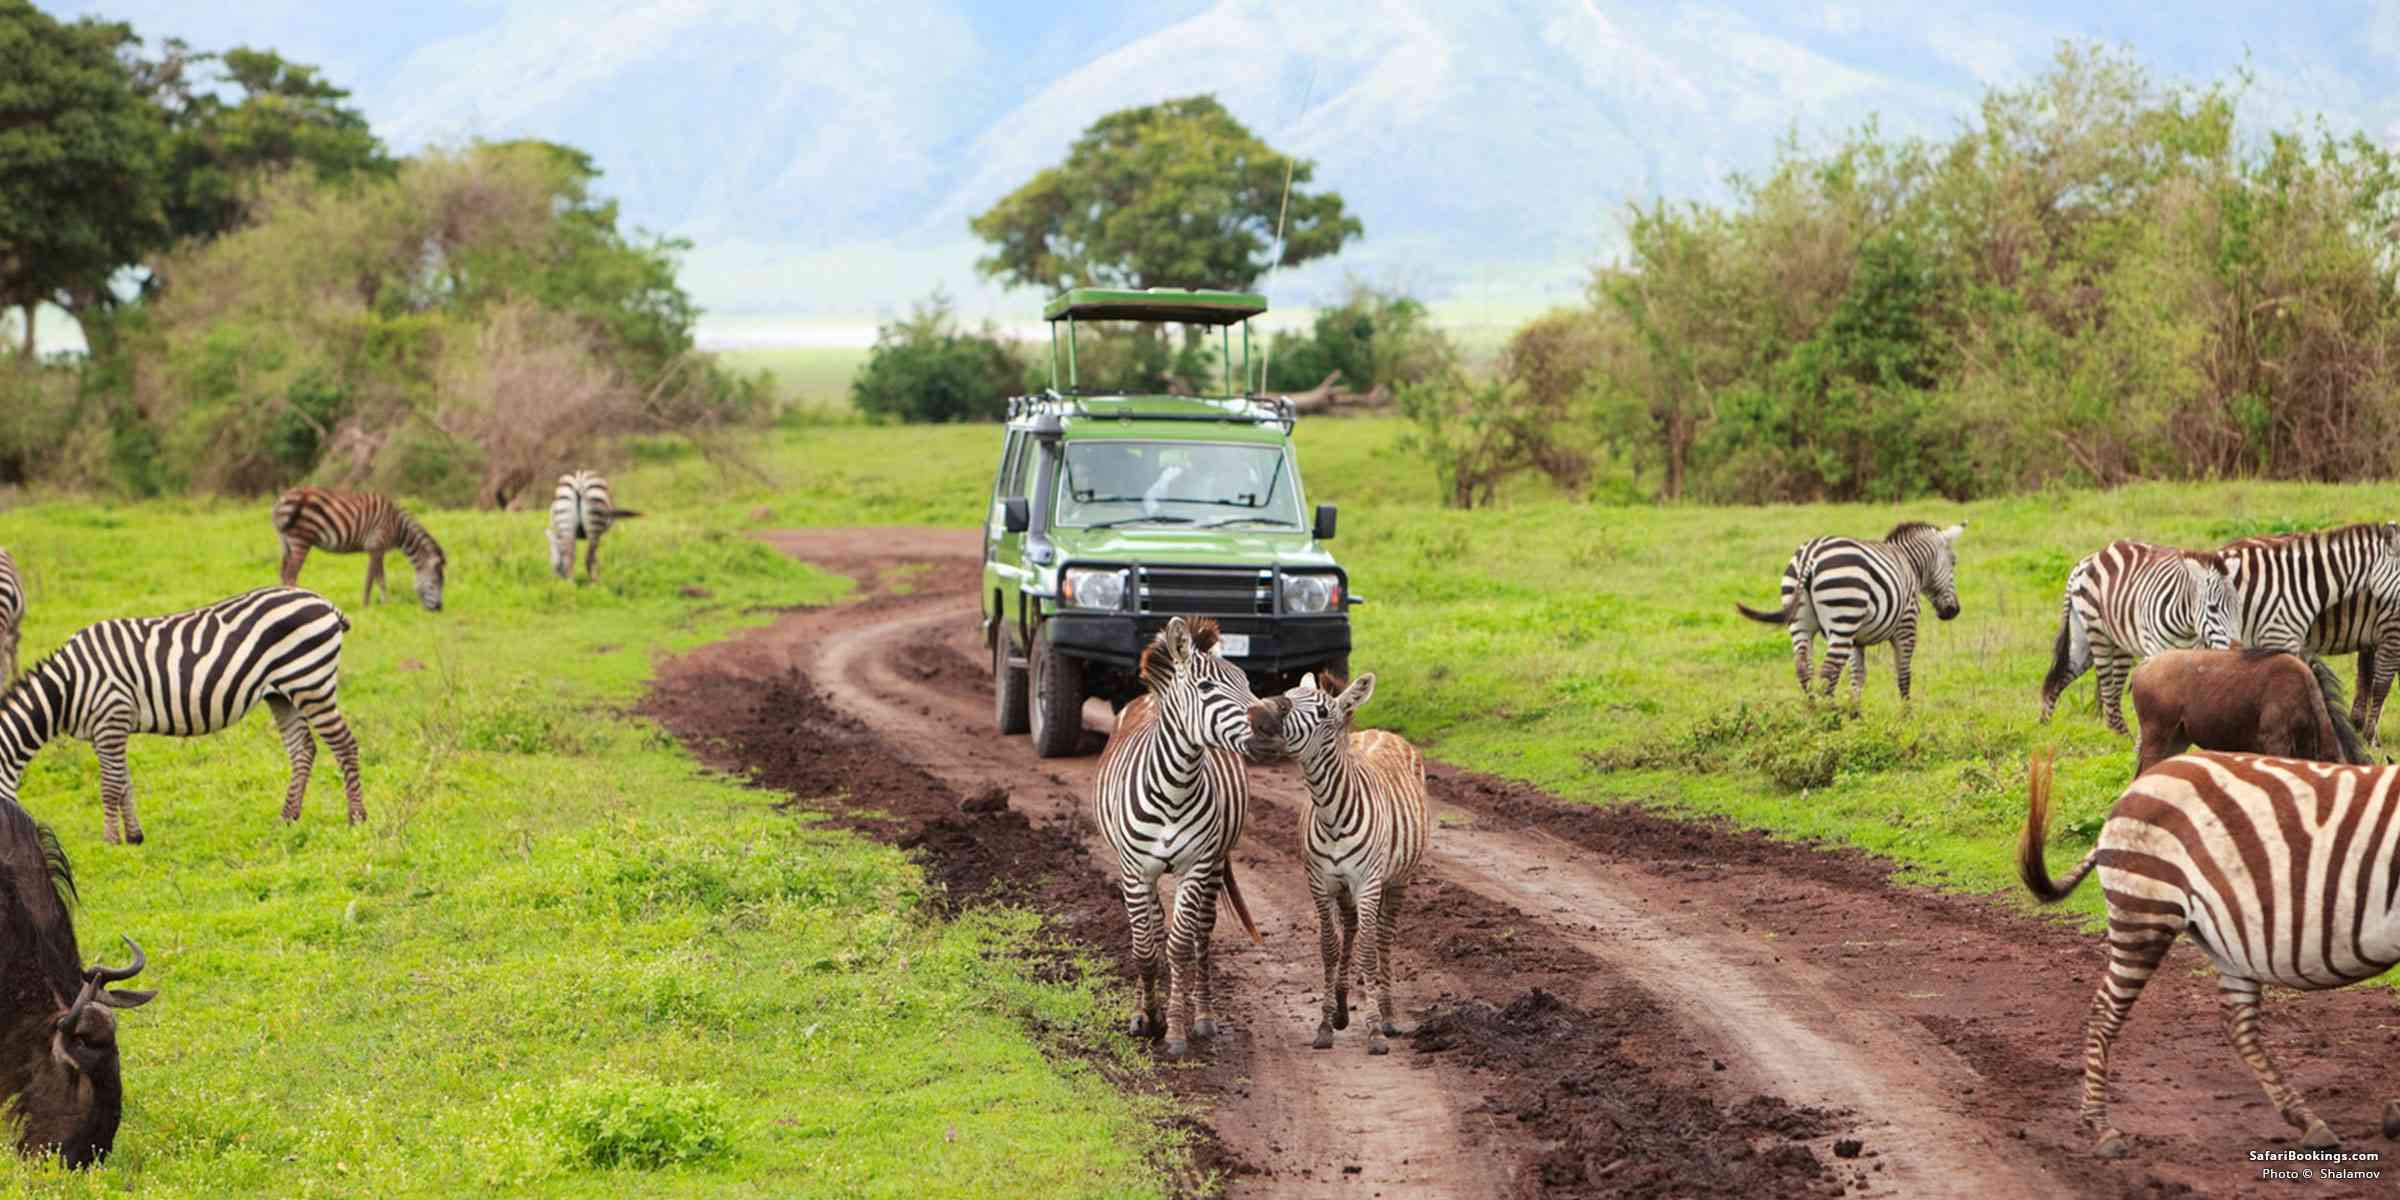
[984,430,1025,639]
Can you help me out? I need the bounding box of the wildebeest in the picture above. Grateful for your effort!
[2128,649,2370,775]
[0,798,153,1167]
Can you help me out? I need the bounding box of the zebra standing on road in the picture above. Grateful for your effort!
[2039,540,2236,734]
[1273,671,1427,1056]
[2215,522,2400,652]
[0,586,367,844]
[1736,521,1966,706]
[1095,616,1278,1058]
[548,471,641,582]
[2301,591,2400,746]
[0,547,25,683]
[2020,750,2400,1158]
[272,487,447,611]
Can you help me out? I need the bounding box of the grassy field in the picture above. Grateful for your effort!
[0,500,1175,1197]
[621,418,2400,961]
[713,346,870,419]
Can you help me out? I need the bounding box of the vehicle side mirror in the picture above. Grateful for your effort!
[1312,504,1337,541]
[1003,497,1030,534]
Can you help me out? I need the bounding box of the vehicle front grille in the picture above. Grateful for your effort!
[1136,566,1273,616]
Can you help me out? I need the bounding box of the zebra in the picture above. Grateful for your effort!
[1273,671,1427,1056]
[0,587,366,845]
[0,546,24,683]
[1095,616,1279,1058]
[2039,540,2236,734]
[548,471,642,582]
[272,487,447,611]
[2301,590,2400,746]
[2215,522,2400,653]
[2020,750,2400,1158]
[1735,521,1966,706]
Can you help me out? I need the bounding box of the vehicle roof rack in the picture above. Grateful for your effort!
[1007,391,1296,433]
[1043,287,1268,326]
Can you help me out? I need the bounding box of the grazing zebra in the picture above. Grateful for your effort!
[2039,540,2236,734]
[2215,522,2400,652]
[1274,671,1427,1056]
[2020,750,2400,1158]
[272,487,447,611]
[1095,616,1279,1058]
[0,587,366,845]
[2303,590,2400,745]
[0,546,24,683]
[548,471,641,582]
[1735,521,1966,706]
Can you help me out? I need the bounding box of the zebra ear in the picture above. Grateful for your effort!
[1297,673,1318,693]
[1334,672,1377,717]
[1160,617,1194,665]
[1939,523,1965,543]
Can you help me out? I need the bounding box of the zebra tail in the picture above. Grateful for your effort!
[2307,655,2370,764]
[2040,596,2088,711]
[1734,601,1791,625]
[609,508,645,520]
[1219,861,1263,946]
[2019,750,2101,904]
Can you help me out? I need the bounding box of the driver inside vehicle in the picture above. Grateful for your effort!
[1059,442,1297,530]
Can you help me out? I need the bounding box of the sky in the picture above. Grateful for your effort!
[41,1,2400,343]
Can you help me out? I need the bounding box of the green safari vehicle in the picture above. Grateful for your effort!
[983,287,1358,757]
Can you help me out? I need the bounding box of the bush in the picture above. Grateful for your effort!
[851,291,1024,422]
[1264,284,1449,394]
[541,1073,732,1170]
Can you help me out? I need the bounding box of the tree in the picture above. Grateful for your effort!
[0,1,165,357]
[140,42,391,247]
[850,291,1024,424]
[969,95,1360,295]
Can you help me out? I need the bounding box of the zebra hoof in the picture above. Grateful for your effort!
[1128,1012,1158,1040]
[1367,1037,1388,1056]
[2381,1100,2399,1140]
[2093,1131,2131,1160]
[125,830,143,847]
[2301,1119,2341,1151]
[1379,1020,1402,1037]
[1193,1017,1217,1040]
[1164,1038,1188,1059]
[1312,1025,1333,1050]
[1333,990,1349,1031]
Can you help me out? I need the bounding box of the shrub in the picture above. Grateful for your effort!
[851,291,1024,423]
[540,1073,731,1170]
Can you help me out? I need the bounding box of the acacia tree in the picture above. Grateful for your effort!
[0,1,164,358]
[969,95,1360,294]
[141,42,391,247]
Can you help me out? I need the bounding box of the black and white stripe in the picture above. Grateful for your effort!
[547,471,641,582]
[0,587,366,845]
[1094,616,1275,1058]
[2039,540,2236,734]
[273,487,447,611]
[1736,521,1966,705]
[2215,522,2400,652]
[0,546,24,683]
[2303,590,2400,745]
[1274,671,1427,1056]
[2021,751,2400,1157]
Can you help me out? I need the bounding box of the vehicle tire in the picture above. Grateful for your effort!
[993,624,1029,736]
[1029,623,1086,758]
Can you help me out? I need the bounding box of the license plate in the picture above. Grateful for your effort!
[1216,633,1251,658]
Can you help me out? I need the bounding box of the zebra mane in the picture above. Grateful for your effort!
[1883,521,1937,542]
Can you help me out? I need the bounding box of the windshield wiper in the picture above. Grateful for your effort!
[1082,515,1197,529]
[1193,516,1298,529]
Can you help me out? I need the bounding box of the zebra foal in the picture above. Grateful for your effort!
[2039,540,2235,734]
[1,587,366,844]
[1095,616,1278,1058]
[1273,671,1426,1055]
[2021,750,2400,1157]
[548,471,641,582]
[1736,521,1965,706]
[272,487,447,611]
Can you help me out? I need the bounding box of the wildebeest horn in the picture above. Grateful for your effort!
[61,937,148,1030]
[88,936,144,984]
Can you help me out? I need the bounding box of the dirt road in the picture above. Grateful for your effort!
[648,528,2400,1199]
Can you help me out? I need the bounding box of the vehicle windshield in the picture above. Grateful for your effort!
[1054,441,1302,530]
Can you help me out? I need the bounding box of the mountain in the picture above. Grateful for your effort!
[44,1,2400,331]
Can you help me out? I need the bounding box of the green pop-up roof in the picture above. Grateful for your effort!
[1042,287,1268,326]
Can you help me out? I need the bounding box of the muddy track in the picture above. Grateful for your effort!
[650,528,2400,1199]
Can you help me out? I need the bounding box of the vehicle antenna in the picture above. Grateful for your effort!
[1254,66,1316,396]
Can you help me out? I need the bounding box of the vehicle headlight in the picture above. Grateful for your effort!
[1063,567,1127,610]
[1281,572,1342,615]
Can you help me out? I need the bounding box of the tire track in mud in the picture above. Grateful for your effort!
[652,529,2400,1199]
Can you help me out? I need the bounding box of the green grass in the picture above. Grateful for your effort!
[618,422,2400,979]
[0,499,1175,1197]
